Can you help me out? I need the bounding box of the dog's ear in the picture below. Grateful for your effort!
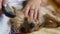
[12,6,17,14]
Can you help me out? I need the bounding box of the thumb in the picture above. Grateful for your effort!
[0,0,2,9]
[2,0,8,6]
[0,0,3,14]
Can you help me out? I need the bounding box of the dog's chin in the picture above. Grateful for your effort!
[11,20,41,34]
[17,18,41,33]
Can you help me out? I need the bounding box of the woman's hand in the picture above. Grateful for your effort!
[23,0,41,20]
[0,0,7,14]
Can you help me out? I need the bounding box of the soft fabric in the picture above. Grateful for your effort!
[8,0,26,10]
[0,14,10,34]
[0,0,26,34]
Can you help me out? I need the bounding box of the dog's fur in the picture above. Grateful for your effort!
[10,7,42,34]
[43,0,60,28]
[10,0,60,34]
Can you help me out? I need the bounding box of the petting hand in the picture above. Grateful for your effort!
[23,0,41,20]
[0,0,7,14]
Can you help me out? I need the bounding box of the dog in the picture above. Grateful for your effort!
[10,7,43,34]
[10,0,60,34]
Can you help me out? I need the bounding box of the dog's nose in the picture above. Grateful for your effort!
[29,22,35,29]
[20,27,26,33]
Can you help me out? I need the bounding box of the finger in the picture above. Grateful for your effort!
[29,5,35,20]
[0,0,2,9]
[23,5,30,17]
[33,7,38,20]
[0,10,3,14]
[41,0,47,6]
[2,0,7,6]
[37,8,41,20]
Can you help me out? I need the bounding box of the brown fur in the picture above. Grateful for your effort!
[10,0,60,34]
[47,0,60,13]
[10,7,41,34]
[42,0,60,28]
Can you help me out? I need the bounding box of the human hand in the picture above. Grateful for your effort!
[0,0,7,14]
[23,0,41,20]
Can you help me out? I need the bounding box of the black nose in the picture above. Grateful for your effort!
[29,22,35,29]
[20,27,26,33]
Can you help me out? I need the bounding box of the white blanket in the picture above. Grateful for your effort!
[0,0,26,34]
[0,14,10,34]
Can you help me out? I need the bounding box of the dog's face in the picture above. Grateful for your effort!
[10,0,60,34]
[10,7,42,34]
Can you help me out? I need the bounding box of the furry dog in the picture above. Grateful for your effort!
[10,7,42,34]
[10,0,60,34]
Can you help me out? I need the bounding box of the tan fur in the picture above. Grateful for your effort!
[31,0,60,34]
[42,0,60,28]
[10,0,60,34]
[10,7,41,34]
[47,0,60,13]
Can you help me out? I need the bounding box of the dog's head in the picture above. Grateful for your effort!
[10,7,43,34]
[10,0,60,33]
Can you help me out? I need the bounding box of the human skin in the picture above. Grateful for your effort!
[0,0,47,19]
[0,0,7,14]
[23,0,47,20]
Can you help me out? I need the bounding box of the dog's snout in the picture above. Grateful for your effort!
[20,27,26,33]
[29,22,35,29]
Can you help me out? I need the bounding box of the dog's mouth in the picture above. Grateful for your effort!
[11,17,41,34]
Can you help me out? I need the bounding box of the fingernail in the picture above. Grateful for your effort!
[25,14,28,17]
[24,15,28,18]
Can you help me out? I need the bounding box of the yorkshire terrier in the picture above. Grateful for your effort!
[10,0,60,34]
[10,7,43,34]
